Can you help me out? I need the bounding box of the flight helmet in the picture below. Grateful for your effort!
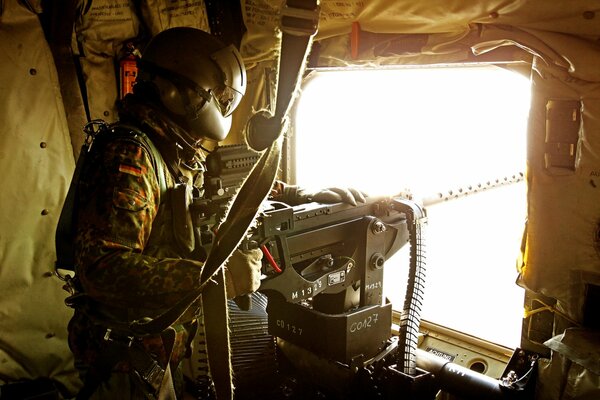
[137,27,246,143]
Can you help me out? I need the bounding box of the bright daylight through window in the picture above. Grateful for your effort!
[293,65,531,348]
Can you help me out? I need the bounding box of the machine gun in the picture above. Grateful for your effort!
[190,143,416,362]
[191,144,535,399]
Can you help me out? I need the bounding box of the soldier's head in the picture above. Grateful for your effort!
[136,27,246,145]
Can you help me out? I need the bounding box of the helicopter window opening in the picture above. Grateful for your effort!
[293,65,530,349]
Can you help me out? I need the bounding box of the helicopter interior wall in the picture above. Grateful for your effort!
[0,1,80,394]
[0,0,599,398]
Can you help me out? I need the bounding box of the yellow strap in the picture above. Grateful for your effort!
[523,299,581,327]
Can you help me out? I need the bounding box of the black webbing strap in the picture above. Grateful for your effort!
[202,268,232,399]
[76,328,176,400]
[39,0,90,158]
[278,0,320,115]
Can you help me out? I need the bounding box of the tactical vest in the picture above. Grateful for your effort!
[57,121,202,399]
[56,120,200,275]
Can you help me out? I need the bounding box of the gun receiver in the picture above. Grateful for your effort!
[189,144,415,365]
[189,144,414,364]
[191,144,260,258]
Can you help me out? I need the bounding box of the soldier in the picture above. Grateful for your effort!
[66,27,261,399]
[65,26,365,399]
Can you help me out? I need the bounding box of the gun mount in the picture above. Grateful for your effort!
[252,196,410,365]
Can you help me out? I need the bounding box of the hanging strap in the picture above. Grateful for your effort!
[40,0,90,157]
[246,0,320,151]
[55,151,86,271]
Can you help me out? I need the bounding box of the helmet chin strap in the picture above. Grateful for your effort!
[143,101,205,163]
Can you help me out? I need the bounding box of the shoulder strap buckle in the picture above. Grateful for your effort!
[103,328,135,348]
[82,119,110,152]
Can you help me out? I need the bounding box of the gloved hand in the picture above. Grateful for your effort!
[301,186,367,206]
[224,248,263,299]
[273,181,367,206]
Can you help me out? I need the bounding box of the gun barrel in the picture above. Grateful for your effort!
[416,348,507,399]
[400,172,524,207]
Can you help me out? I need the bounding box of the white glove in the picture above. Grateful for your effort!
[224,248,263,299]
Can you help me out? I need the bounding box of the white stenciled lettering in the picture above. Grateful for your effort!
[350,313,379,333]
[293,283,324,300]
[365,281,383,291]
[275,319,303,335]
[447,365,466,377]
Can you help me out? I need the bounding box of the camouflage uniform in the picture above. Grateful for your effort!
[68,100,209,397]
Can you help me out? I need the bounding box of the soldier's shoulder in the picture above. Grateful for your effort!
[94,126,155,164]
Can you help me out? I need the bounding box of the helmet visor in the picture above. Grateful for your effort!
[211,85,241,117]
[210,45,246,116]
[138,59,242,118]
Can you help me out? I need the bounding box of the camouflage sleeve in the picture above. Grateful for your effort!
[75,136,202,310]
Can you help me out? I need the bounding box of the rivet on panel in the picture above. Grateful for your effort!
[489,11,499,19]
[41,209,50,216]
[40,142,47,148]
[29,68,37,75]
[103,110,110,117]
[45,333,56,339]
[43,271,53,278]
